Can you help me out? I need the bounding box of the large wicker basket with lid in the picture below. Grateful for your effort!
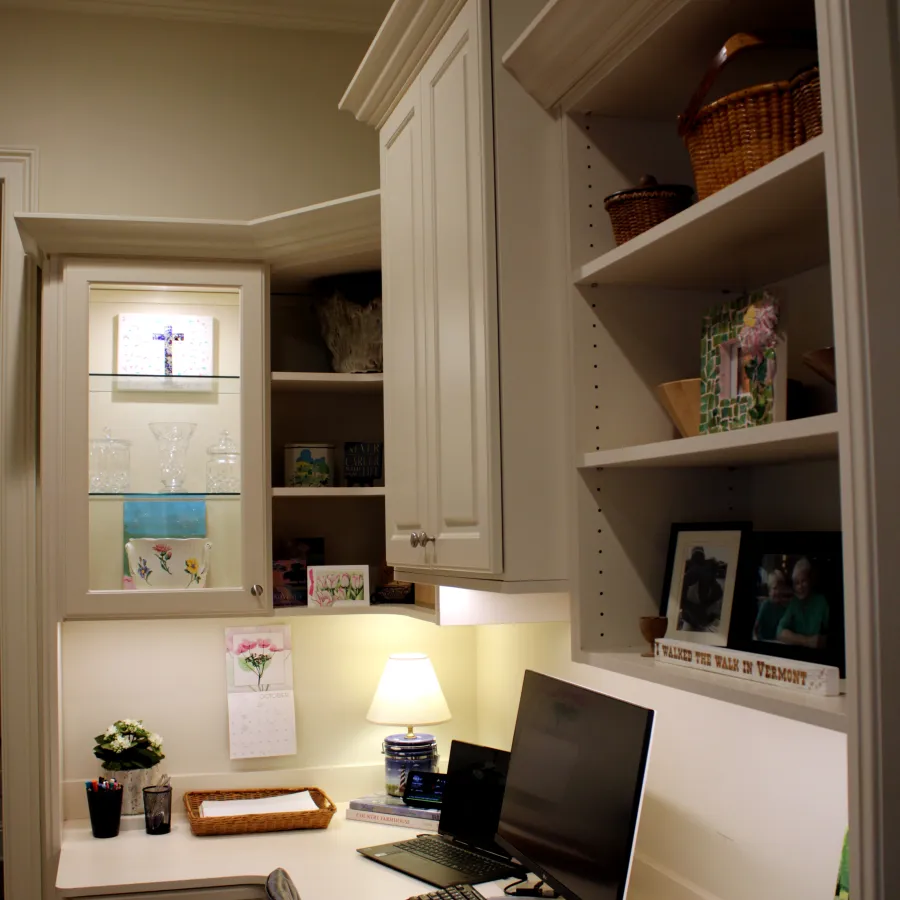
[678,32,818,199]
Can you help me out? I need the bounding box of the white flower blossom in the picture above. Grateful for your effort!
[149,733,163,748]
[110,734,134,753]
[105,725,117,737]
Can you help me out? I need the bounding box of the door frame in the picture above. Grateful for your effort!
[0,148,52,898]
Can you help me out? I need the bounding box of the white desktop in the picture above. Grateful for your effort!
[56,806,515,898]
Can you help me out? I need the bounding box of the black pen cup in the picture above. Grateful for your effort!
[87,787,123,838]
[143,785,173,835]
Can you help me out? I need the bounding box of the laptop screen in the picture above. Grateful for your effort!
[439,740,511,858]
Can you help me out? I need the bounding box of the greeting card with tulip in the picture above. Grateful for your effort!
[225,625,292,692]
[307,565,370,608]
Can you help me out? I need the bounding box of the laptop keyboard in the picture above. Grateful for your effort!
[405,885,486,900]
[395,837,514,878]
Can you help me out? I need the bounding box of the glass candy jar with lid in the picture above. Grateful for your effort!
[206,430,241,494]
[89,427,132,493]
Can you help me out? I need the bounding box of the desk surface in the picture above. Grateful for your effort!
[57,804,515,898]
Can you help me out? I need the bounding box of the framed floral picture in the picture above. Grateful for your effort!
[700,290,787,433]
[307,565,369,608]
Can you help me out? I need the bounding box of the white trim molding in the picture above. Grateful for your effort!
[817,0,900,896]
[0,147,48,898]
[338,0,466,128]
[0,0,391,34]
[16,189,380,291]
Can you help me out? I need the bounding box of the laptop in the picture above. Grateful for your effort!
[357,740,524,887]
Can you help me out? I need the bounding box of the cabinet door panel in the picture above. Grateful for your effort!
[47,258,271,619]
[380,80,431,567]
[421,0,501,573]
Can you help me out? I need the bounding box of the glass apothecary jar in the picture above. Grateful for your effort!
[206,430,241,494]
[89,427,132,493]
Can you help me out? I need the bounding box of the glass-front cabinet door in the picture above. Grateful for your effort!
[44,258,270,618]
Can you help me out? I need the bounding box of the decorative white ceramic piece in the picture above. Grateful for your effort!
[103,763,160,816]
[125,538,212,590]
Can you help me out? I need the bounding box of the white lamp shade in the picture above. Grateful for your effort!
[367,653,452,726]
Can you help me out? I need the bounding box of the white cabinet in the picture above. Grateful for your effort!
[365,0,569,589]
[41,257,271,619]
[381,79,431,569]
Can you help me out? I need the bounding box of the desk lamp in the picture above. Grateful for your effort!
[367,653,451,796]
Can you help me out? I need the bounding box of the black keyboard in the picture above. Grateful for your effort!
[405,884,486,900]
[395,837,512,878]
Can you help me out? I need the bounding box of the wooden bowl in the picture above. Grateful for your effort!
[639,616,669,657]
[802,347,836,385]
[656,378,701,438]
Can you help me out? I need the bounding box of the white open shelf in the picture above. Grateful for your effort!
[581,414,839,469]
[271,372,383,393]
[580,650,847,732]
[502,0,816,116]
[272,487,385,498]
[16,190,381,291]
[278,603,436,623]
[576,138,827,290]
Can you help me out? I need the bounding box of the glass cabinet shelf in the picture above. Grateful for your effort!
[89,374,241,394]
[88,493,240,499]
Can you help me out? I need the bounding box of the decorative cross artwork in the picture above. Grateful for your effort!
[117,314,214,377]
[152,325,185,376]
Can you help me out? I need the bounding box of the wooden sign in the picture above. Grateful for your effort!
[654,638,840,696]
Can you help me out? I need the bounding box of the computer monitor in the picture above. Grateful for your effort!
[496,671,654,900]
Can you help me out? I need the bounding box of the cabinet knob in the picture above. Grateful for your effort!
[410,532,422,548]
[250,584,264,597]
[421,534,436,546]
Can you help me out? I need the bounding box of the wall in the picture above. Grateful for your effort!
[0,9,378,218]
[61,615,479,813]
[476,623,848,900]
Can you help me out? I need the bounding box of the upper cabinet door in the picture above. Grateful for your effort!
[420,0,502,574]
[380,78,432,568]
[45,258,271,618]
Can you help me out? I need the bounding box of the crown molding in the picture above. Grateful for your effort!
[15,189,381,290]
[339,0,467,128]
[0,0,391,34]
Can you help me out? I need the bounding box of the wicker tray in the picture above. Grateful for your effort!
[183,787,337,836]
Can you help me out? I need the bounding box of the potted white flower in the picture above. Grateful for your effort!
[93,719,165,815]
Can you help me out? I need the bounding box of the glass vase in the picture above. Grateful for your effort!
[149,422,197,493]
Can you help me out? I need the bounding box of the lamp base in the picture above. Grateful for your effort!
[382,732,439,797]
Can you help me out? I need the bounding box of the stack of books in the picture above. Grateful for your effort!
[346,793,441,831]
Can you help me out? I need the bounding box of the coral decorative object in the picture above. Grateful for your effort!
[317,293,383,373]
[639,616,669,658]
[125,538,212,590]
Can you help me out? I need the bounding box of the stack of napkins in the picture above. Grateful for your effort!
[199,790,319,818]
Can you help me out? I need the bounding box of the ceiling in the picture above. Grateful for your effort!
[0,0,396,33]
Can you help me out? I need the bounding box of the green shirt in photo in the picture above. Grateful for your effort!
[777,592,829,638]
[754,600,786,642]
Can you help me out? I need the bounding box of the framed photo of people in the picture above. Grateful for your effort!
[727,531,845,676]
[660,523,751,647]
